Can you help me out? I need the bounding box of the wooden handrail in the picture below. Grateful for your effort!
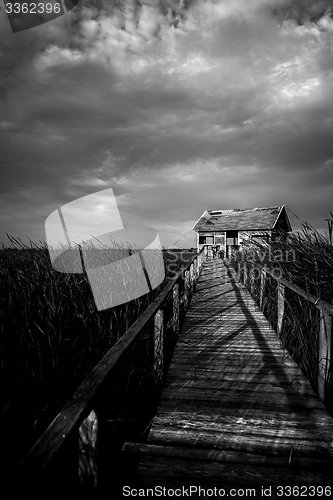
[20,246,207,485]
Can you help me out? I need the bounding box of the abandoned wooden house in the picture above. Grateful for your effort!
[191,205,292,257]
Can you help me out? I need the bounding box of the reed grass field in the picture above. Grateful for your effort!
[0,236,196,476]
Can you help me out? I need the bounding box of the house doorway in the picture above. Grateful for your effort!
[199,235,214,256]
[226,230,239,259]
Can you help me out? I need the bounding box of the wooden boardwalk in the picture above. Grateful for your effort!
[124,259,333,496]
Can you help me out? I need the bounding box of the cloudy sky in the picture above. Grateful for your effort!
[1,0,333,249]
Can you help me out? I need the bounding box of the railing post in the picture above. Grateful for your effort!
[243,259,247,285]
[79,410,98,492]
[154,309,164,385]
[173,284,179,337]
[248,263,253,295]
[277,281,285,337]
[193,258,198,280]
[183,270,190,311]
[259,269,266,311]
[318,312,332,401]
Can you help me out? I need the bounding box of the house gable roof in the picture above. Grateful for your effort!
[191,205,292,232]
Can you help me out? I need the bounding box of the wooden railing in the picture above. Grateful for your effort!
[18,247,208,499]
[228,254,333,409]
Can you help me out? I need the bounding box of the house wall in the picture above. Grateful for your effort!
[197,229,275,253]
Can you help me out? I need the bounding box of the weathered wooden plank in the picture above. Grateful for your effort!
[155,408,333,430]
[123,442,333,472]
[168,361,310,372]
[163,379,319,398]
[157,398,333,420]
[147,428,333,460]
[159,393,324,411]
[160,382,323,401]
[150,416,333,444]
[137,455,333,487]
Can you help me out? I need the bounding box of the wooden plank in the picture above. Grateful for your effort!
[157,397,332,420]
[155,407,333,429]
[147,428,332,460]
[123,442,333,472]
[150,415,333,444]
[168,364,305,374]
[163,379,318,398]
[137,456,333,487]
[159,392,326,410]
[161,381,322,399]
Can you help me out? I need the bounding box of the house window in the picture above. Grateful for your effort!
[215,234,225,244]
[199,235,213,245]
[226,230,238,246]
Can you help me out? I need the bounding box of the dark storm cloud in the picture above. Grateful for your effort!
[271,0,333,25]
[1,0,333,245]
